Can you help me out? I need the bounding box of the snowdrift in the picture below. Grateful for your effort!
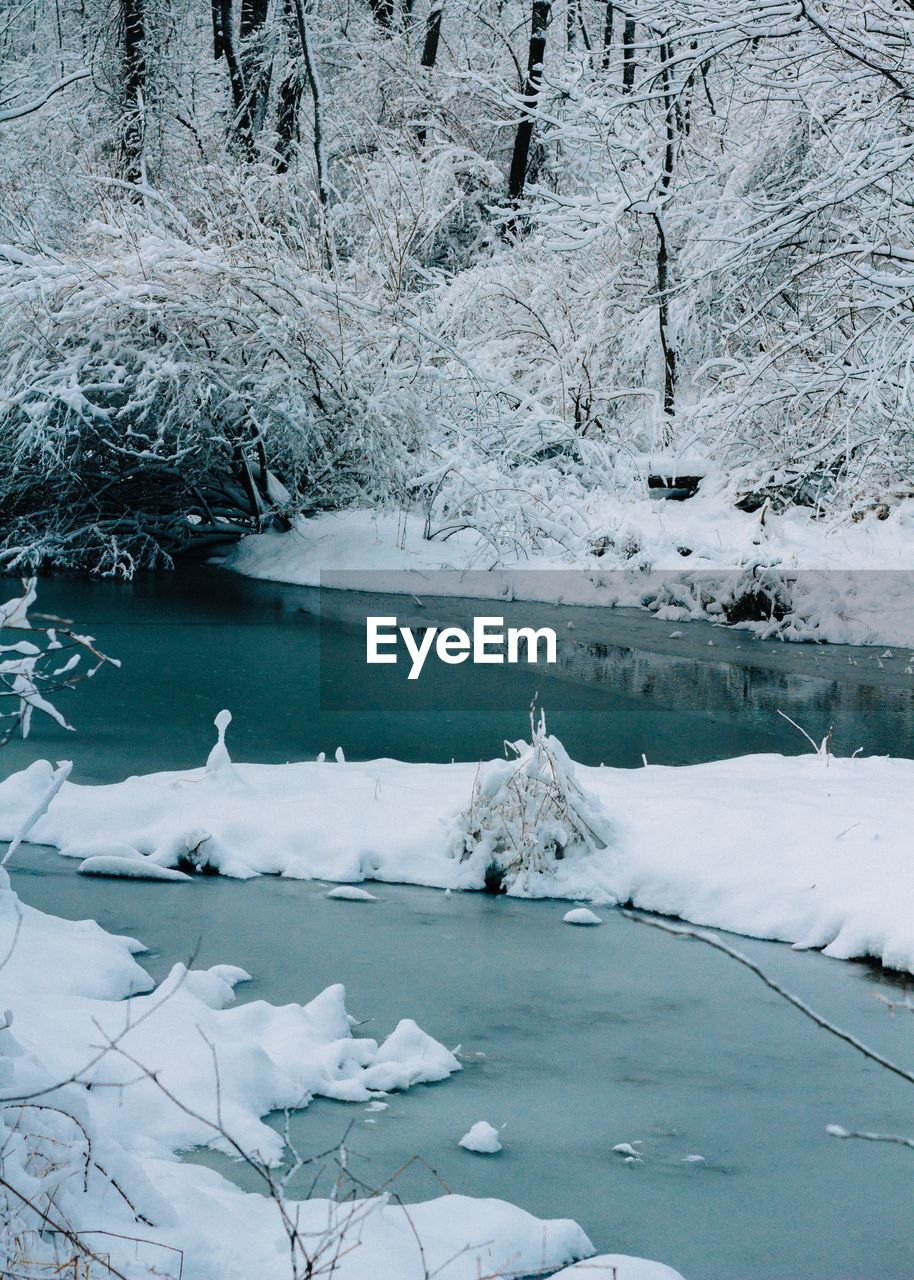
[3,726,914,972]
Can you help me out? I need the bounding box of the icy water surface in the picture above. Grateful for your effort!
[12,852,914,1280]
[1,566,913,779]
[5,568,914,1279]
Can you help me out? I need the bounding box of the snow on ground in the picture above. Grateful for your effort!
[551,1258,686,1280]
[3,724,914,972]
[0,866,613,1279]
[221,500,914,646]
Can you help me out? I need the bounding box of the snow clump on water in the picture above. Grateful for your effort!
[459,1121,503,1153]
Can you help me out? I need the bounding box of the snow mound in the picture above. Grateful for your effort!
[77,855,193,880]
[327,885,378,901]
[60,839,145,860]
[551,1256,685,1280]
[564,907,603,926]
[459,1121,503,1153]
[365,1018,462,1090]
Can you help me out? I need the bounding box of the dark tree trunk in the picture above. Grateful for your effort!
[566,0,577,50]
[421,2,443,68]
[275,0,303,171]
[218,0,248,122]
[214,0,256,155]
[416,1,444,145]
[621,14,635,91]
[118,0,146,185]
[655,37,678,429]
[654,213,676,423]
[236,0,272,148]
[506,0,551,215]
[290,0,329,213]
[600,0,613,70]
[212,0,226,57]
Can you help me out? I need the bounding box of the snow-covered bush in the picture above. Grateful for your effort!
[0,225,430,576]
[448,710,612,893]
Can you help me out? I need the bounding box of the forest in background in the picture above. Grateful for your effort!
[2,0,914,576]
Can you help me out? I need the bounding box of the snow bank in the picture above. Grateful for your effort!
[147,1166,594,1280]
[0,855,149,1000]
[221,503,914,646]
[5,736,914,972]
[552,1258,685,1280]
[0,867,603,1279]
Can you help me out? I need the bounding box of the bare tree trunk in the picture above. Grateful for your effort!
[621,13,635,91]
[654,214,675,423]
[600,0,613,70]
[275,0,303,171]
[290,0,329,212]
[506,0,551,217]
[211,0,226,57]
[421,3,444,70]
[118,0,145,185]
[416,0,444,146]
[655,36,677,430]
[236,0,272,147]
[216,0,251,156]
[566,0,577,50]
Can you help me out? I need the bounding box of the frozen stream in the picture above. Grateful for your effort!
[4,568,914,1278]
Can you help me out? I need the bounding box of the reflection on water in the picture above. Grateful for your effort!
[1,568,912,782]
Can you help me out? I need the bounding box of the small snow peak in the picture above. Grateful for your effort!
[459,1120,503,1153]
[564,907,602,926]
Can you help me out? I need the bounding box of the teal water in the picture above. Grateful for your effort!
[4,569,914,1279]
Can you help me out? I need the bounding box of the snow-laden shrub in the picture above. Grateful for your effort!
[0,228,425,575]
[448,711,612,893]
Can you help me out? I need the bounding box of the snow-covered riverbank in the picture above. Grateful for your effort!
[3,722,913,973]
[0,866,686,1279]
[222,503,914,647]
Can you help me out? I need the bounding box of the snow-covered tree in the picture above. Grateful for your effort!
[2,0,913,572]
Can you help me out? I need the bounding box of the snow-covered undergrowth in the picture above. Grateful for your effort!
[3,716,914,973]
[0,867,616,1279]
